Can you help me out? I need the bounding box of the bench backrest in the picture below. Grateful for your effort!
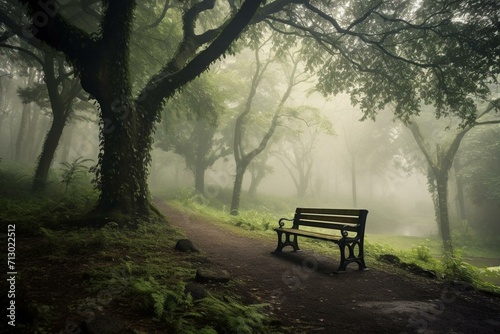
[293,208,368,236]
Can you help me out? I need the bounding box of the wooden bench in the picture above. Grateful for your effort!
[273,208,369,272]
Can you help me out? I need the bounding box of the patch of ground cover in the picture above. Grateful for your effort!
[367,234,500,290]
[10,217,280,333]
[1,166,279,334]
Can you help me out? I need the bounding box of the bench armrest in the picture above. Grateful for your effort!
[278,218,293,228]
[340,225,363,241]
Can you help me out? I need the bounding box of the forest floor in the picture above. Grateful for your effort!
[158,202,500,334]
[10,201,500,334]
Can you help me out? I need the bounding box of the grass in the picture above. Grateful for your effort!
[0,163,279,334]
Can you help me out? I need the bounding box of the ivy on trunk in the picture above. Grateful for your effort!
[18,0,265,224]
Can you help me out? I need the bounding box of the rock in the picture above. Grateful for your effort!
[379,254,401,264]
[174,239,199,252]
[399,262,437,279]
[185,283,207,300]
[419,269,438,279]
[195,268,230,283]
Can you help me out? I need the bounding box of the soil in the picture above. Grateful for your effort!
[10,202,500,334]
[160,202,500,334]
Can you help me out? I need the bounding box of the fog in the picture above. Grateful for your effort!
[147,89,437,237]
[1,39,497,240]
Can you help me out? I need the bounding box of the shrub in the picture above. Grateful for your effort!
[442,252,479,283]
[413,245,432,263]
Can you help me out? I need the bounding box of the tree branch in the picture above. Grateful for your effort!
[17,0,95,67]
[407,120,437,169]
[0,43,43,66]
[143,0,171,30]
[302,1,440,69]
[140,0,265,115]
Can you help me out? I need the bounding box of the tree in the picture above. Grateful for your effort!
[405,100,500,253]
[247,159,273,197]
[28,52,82,191]
[274,106,334,198]
[229,43,307,215]
[5,0,266,224]
[1,2,93,190]
[157,75,230,195]
[266,0,499,254]
[268,0,500,125]
[2,39,86,190]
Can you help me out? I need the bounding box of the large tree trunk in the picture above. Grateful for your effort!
[94,99,151,219]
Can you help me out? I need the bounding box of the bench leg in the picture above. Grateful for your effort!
[274,231,300,253]
[335,240,368,272]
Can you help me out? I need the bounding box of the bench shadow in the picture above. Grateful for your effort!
[271,250,365,276]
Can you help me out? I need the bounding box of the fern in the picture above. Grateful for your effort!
[198,295,270,333]
[60,157,93,193]
[151,292,165,318]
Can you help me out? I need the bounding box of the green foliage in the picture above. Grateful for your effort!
[442,252,480,284]
[59,157,94,193]
[366,237,499,292]
[129,276,188,320]
[231,210,276,231]
[197,295,270,334]
[101,260,273,333]
[0,161,38,197]
[0,161,99,235]
[412,245,432,263]
[61,215,277,333]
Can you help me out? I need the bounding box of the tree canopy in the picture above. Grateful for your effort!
[1,0,498,224]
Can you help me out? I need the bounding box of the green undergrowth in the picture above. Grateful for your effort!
[73,221,274,333]
[1,165,278,334]
[168,189,283,236]
[365,240,500,294]
[0,160,98,235]
[14,217,278,333]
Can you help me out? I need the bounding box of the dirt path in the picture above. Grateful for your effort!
[158,202,500,334]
